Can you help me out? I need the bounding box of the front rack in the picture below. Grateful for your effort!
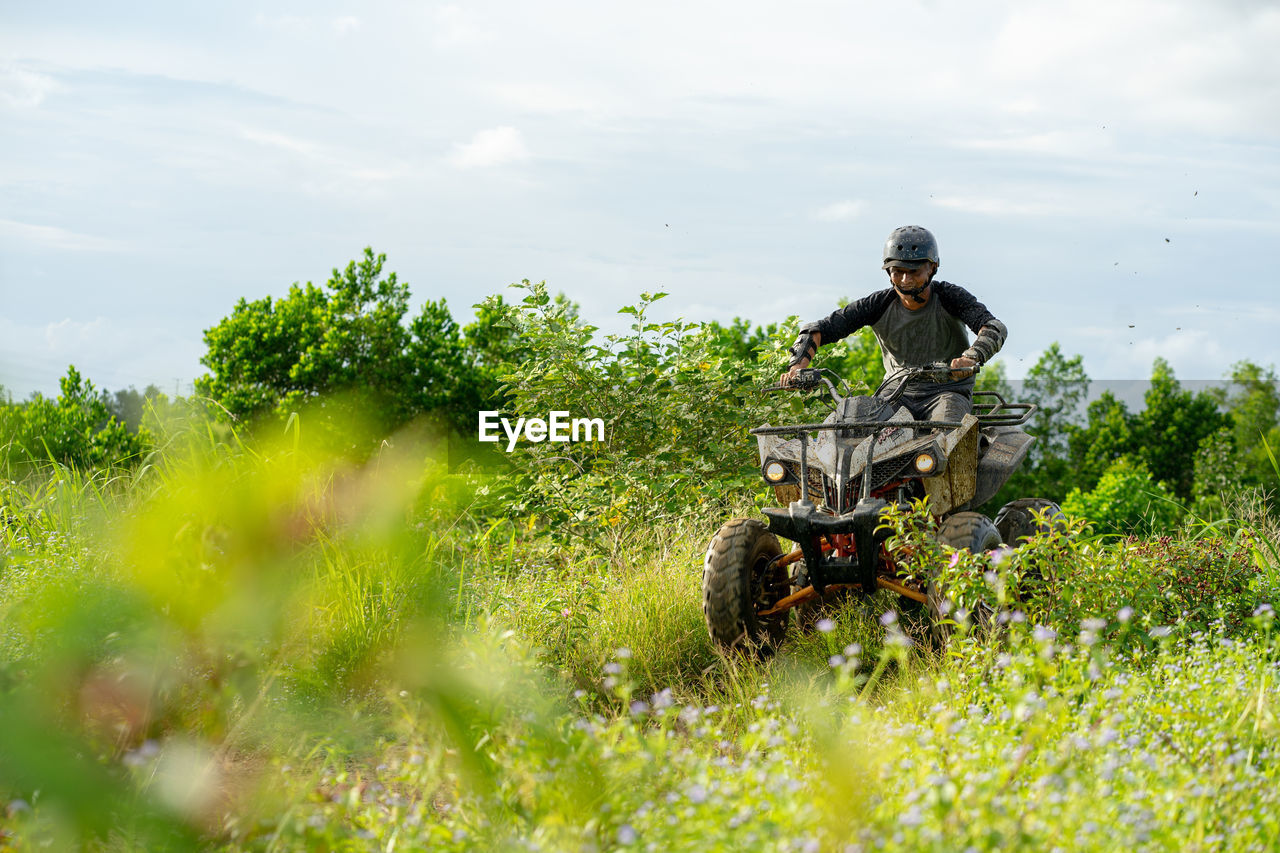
[972,391,1036,427]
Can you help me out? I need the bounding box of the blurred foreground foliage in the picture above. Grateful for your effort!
[1,415,1280,849]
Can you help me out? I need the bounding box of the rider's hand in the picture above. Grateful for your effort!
[780,364,804,387]
[949,356,978,381]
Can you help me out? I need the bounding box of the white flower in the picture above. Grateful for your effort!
[1033,625,1057,643]
[880,610,898,626]
[816,618,836,633]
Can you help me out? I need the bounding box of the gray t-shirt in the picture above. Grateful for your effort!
[810,281,1000,394]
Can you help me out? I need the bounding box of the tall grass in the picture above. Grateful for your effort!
[2,417,1280,850]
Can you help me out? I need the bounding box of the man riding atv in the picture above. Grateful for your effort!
[781,225,1008,423]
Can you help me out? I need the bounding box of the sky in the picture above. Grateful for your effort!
[2,0,1278,399]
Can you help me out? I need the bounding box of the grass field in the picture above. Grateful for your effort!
[1,422,1278,851]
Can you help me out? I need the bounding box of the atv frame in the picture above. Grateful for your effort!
[702,365,1050,652]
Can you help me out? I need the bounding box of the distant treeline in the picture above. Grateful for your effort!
[3,248,1276,536]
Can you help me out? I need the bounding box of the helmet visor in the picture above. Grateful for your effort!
[882,258,932,271]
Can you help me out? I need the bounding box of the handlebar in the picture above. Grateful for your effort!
[767,362,979,398]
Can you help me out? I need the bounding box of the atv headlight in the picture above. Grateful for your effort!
[914,453,936,474]
[763,461,790,483]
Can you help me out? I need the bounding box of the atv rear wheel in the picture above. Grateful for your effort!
[927,512,1001,645]
[703,518,788,654]
[994,498,1065,545]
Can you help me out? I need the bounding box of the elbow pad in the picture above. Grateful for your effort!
[962,319,1007,365]
[789,321,822,367]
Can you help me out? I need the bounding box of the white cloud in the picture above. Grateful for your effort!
[0,63,58,108]
[238,126,325,160]
[449,126,529,169]
[44,317,110,352]
[0,219,123,252]
[433,5,487,47]
[331,17,361,36]
[489,82,598,114]
[957,130,1114,160]
[930,196,1070,218]
[813,200,866,222]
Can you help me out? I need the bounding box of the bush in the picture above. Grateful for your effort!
[1,366,152,471]
[480,282,794,537]
[1061,455,1182,536]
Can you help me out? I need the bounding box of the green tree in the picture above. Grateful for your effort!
[196,248,476,439]
[1066,391,1138,492]
[1022,343,1090,463]
[103,384,166,434]
[996,343,1091,504]
[1211,360,1280,488]
[1133,358,1230,502]
[1190,427,1246,520]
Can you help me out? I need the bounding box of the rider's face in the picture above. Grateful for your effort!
[887,263,934,292]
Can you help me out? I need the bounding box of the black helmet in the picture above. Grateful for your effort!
[881,225,939,270]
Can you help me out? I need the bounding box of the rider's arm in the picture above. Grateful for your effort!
[933,282,1007,365]
[809,289,897,346]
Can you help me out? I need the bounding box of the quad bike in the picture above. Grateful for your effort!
[701,364,1063,653]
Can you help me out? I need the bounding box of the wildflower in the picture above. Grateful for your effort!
[615,647,632,659]
[879,610,898,627]
[1254,603,1275,618]
[1117,606,1133,623]
[617,824,638,845]
[1033,625,1057,643]
[899,805,924,826]
[887,630,914,649]
[1082,617,1107,632]
[844,643,861,656]
[629,700,650,716]
[687,784,708,804]
[948,551,961,569]
[816,618,836,633]
[829,654,846,668]
[651,688,675,710]
[989,546,1013,567]
[983,570,999,586]
[604,662,623,675]
[1149,625,1173,639]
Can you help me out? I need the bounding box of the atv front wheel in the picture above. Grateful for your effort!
[938,511,1002,553]
[994,498,1065,545]
[702,518,788,654]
